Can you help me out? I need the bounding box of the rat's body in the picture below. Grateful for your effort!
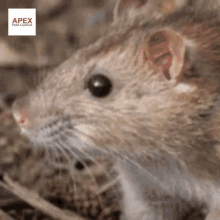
[12,0,220,219]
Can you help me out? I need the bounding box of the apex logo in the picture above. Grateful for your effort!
[12,18,33,26]
[12,18,32,24]
[8,8,36,36]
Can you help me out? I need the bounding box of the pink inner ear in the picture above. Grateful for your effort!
[148,40,172,80]
[154,52,172,80]
[146,31,185,81]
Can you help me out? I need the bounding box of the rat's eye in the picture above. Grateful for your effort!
[87,74,112,98]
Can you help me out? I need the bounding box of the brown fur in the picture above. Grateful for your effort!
[12,0,220,219]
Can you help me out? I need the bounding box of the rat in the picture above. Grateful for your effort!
[12,0,220,219]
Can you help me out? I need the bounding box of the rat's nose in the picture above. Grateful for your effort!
[12,97,31,129]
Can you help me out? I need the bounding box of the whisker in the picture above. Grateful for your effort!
[53,140,77,178]
[68,136,120,196]
[42,143,53,161]
[54,144,80,208]
[52,139,81,216]
[57,139,104,209]
[48,144,65,181]
[59,127,121,202]
[66,126,109,155]
[111,148,156,180]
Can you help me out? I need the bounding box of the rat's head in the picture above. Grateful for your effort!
[12,0,220,162]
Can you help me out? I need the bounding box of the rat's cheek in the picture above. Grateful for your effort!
[74,124,97,146]
[172,80,215,114]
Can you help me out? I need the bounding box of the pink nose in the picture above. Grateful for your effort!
[16,109,30,125]
[12,97,30,127]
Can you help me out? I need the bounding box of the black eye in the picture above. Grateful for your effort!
[87,74,112,98]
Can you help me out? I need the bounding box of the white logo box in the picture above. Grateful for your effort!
[8,8,36,36]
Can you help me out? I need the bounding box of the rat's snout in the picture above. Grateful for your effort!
[12,96,32,131]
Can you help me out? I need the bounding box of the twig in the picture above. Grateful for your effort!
[0,174,86,220]
[96,179,118,195]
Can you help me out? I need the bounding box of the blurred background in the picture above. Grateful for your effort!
[0,0,117,107]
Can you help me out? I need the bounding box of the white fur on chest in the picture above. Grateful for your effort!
[114,152,220,220]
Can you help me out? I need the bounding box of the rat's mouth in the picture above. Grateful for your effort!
[14,113,105,160]
[12,99,108,160]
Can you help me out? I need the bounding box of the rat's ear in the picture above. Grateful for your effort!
[141,30,186,81]
[114,0,147,22]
